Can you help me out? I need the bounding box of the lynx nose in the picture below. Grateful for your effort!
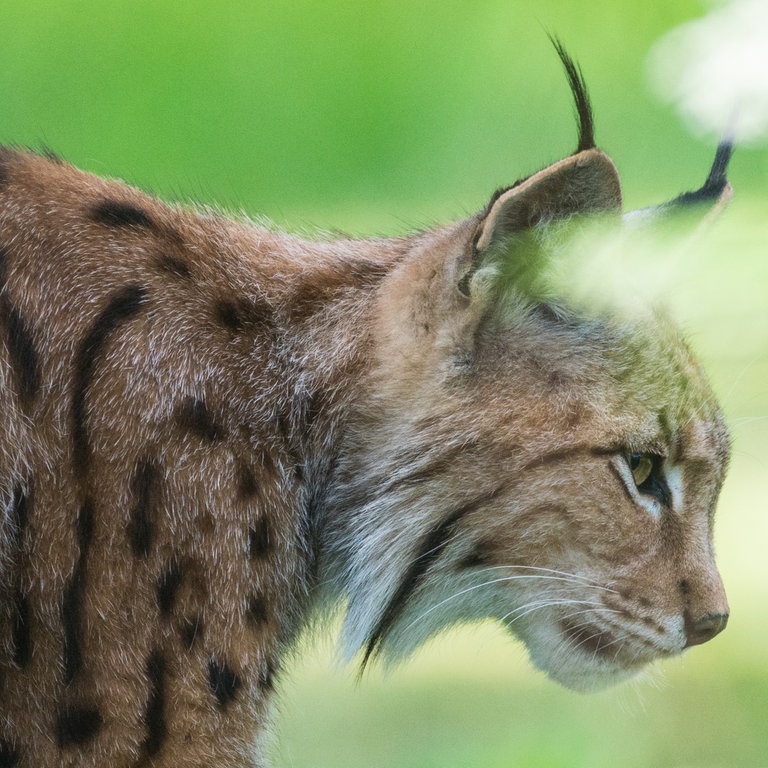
[684,612,729,647]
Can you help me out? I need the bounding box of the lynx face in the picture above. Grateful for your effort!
[323,51,732,690]
[325,244,731,691]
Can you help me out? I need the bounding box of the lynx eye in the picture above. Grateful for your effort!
[625,452,672,507]
[628,453,654,486]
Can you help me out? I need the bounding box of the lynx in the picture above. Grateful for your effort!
[0,44,731,767]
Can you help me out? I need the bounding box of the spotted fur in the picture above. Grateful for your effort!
[0,47,732,767]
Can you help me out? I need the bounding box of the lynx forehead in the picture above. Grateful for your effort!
[0,44,730,766]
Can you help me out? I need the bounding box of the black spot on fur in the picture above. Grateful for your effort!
[238,462,259,500]
[248,518,271,559]
[142,650,167,757]
[128,460,160,558]
[213,298,274,334]
[175,397,225,442]
[62,502,94,685]
[56,705,103,747]
[157,254,192,280]
[11,591,31,668]
[215,299,243,332]
[72,285,147,481]
[247,595,268,627]
[157,562,183,615]
[214,297,273,335]
[0,249,40,412]
[207,659,241,707]
[91,199,155,230]
[0,738,19,768]
[179,615,203,650]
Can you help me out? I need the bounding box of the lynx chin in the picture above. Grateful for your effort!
[0,42,731,767]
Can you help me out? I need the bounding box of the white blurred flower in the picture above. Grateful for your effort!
[648,0,768,144]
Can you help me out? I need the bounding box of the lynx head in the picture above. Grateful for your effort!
[320,43,731,691]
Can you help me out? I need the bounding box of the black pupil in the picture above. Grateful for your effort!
[630,453,672,507]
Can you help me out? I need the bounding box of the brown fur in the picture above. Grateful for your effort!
[0,77,731,766]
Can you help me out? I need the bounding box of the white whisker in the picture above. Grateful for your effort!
[402,570,615,634]
[471,564,618,593]
[500,598,602,627]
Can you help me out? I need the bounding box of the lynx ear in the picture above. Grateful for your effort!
[623,140,733,225]
[458,41,622,297]
[459,149,622,296]
[475,149,622,251]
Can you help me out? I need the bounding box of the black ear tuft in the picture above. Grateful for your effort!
[670,140,733,206]
[623,139,734,224]
[549,36,595,153]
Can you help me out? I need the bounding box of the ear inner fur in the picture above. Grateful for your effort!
[474,149,622,255]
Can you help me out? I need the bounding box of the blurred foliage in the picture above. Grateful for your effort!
[0,2,765,767]
[0,0,765,229]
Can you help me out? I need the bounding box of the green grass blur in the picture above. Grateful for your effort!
[1,2,765,766]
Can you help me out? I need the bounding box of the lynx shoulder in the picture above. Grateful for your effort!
[0,45,731,767]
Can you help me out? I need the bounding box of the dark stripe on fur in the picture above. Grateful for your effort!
[90,199,155,230]
[142,650,167,757]
[362,488,501,668]
[157,562,183,615]
[62,502,94,685]
[11,591,31,668]
[0,739,19,768]
[207,658,241,707]
[128,460,160,558]
[0,249,40,412]
[550,37,595,153]
[56,705,103,747]
[9,484,28,543]
[72,285,147,480]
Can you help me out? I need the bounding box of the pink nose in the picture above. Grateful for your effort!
[684,612,729,647]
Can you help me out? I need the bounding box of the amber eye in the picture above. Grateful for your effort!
[628,453,654,486]
[625,452,672,507]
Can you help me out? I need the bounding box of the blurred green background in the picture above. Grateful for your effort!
[0,2,765,766]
